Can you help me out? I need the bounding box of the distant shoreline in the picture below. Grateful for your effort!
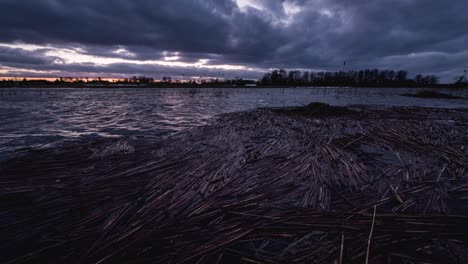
[1,84,467,89]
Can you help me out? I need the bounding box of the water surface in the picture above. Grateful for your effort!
[1,87,466,160]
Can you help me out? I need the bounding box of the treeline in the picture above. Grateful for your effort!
[0,76,257,88]
[1,70,467,88]
[261,69,441,87]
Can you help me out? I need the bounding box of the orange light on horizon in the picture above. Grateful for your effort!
[0,76,122,82]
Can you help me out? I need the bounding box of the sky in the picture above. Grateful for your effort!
[0,0,467,82]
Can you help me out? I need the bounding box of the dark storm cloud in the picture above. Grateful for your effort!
[0,0,236,53]
[0,46,52,66]
[0,0,467,82]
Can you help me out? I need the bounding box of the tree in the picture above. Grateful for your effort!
[415,74,423,85]
[259,69,440,87]
[396,71,408,82]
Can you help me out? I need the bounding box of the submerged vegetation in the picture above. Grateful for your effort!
[401,90,467,100]
[1,103,467,263]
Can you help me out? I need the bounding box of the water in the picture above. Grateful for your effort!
[0,87,467,160]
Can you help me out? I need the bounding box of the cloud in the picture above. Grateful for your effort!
[0,46,55,66]
[0,0,467,82]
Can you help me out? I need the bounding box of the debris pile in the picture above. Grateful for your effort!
[1,103,467,263]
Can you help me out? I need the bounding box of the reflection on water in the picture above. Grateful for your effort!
[0,87,467,160]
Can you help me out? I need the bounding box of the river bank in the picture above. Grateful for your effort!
[1,103,468,263]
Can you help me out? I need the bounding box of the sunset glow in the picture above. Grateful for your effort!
[0,0,466,81]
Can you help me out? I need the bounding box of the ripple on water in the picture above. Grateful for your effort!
[0,87,467,159]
